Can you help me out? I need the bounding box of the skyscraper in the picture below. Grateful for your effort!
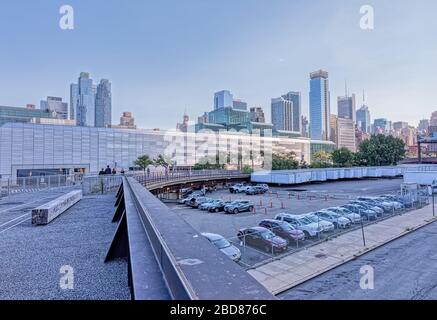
[233,100,248,111]
[271,97,294,132]
[337,118,356,152]
[250,107,265,123]
[71,72,96,127]
[281,91,301,133]
[70,84,78,121]
[337,94,356,121]
[356,105,371,134]
[40,96,69,120]
[214,90,233,110]
[95,79,112,128]
[309,70,330,140]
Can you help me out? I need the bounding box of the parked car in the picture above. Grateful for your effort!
[377,196,404,210]
[201,233,241,262]
[350,201,384,217]
[313,211,351,229]
[259,219,305,243]
[224,200,254,214]
[325,207,362,224]
[178,193,202,205]
[180,188,193,197]
[342,204,377,221]
[246,186,266,195]
[237,227,288,253]
[257,184,270,192]
[305,214,335,232]
[199,199,222,211]
[357,197,394,212]
[207,200,230,213]
[275,213,322,238]
[229,183,248,194]
[189,197,213,208]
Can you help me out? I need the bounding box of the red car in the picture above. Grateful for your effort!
[237,227,288,253]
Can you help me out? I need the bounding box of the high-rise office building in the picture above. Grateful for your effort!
[337,118,356,152]
[40,96,69,120]
[214,90,233,110]
[417,119,429,135]
[70,84,78,121]
[71,72,96,127]
[301,116,309,138]
[356,105,371,134]
[233,100,248,111]
[309,70,330,140]
[95,79,112,128]
[250,107,265,123]
[281,92,301,133]
[271,97,294,132]
[329,115,338,145]
[374,118,392,135]
[337,94,356,121]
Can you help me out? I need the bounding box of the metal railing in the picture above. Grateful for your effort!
[106,177,274,300]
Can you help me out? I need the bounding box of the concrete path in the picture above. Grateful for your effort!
[248,205,437,295]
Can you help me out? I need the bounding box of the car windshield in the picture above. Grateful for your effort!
[261,231,276,240]
[213,238,231,249]
[280,223,293,232]
[298,217,313,225]
[306,216,319,223]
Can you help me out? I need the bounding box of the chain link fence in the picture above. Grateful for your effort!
[227,190,430,269]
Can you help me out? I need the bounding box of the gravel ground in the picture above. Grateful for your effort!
[280,220,437,300]
[0,193,131,300]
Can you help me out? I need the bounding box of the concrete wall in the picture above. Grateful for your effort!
[252,165,437,185]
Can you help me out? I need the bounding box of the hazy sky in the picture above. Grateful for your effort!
[0,0,436,129]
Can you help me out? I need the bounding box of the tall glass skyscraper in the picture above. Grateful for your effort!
[356,105,371,133]
[309,70,330,141]
[71,72,96,127]
[271,97,294,132]
[337,94,356,121]
[281,92,301,133]
[214,90,233,110]
[95,79,112,128]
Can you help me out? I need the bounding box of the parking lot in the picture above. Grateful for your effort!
[166,178,426,268]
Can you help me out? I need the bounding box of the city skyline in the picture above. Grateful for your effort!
[0,1,436,129]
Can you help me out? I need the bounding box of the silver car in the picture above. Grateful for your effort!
[305,214,335,232]
[325,207,362,224]
[201,233,241,262]
[313,211,351,229]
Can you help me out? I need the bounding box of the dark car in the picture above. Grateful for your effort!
[208,200,230,213]
[259,219,305,243]
[237,227,288,253]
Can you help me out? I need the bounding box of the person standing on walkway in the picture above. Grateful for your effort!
[105,165,112,175]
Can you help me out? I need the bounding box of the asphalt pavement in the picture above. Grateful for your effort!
[280,220,437,300]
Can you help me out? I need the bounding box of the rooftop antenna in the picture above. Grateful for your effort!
[345,80,348,97]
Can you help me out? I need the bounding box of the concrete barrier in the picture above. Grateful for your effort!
[32,190,82,225]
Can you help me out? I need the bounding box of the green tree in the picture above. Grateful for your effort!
[359,134,406,166]
[134,155,154,173]
[272,152,299,170]
[154,154,172,169]
[242,165,254,174]
[332,147,355,167]
[311,150,332,168]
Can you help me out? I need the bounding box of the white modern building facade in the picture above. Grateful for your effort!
[0,122,334,178]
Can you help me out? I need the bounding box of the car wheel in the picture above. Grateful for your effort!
[233,208,239,214]
[303,231,311,238]
[215,208,220,213]
[264,245,271,253]
[249,206,254,212]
